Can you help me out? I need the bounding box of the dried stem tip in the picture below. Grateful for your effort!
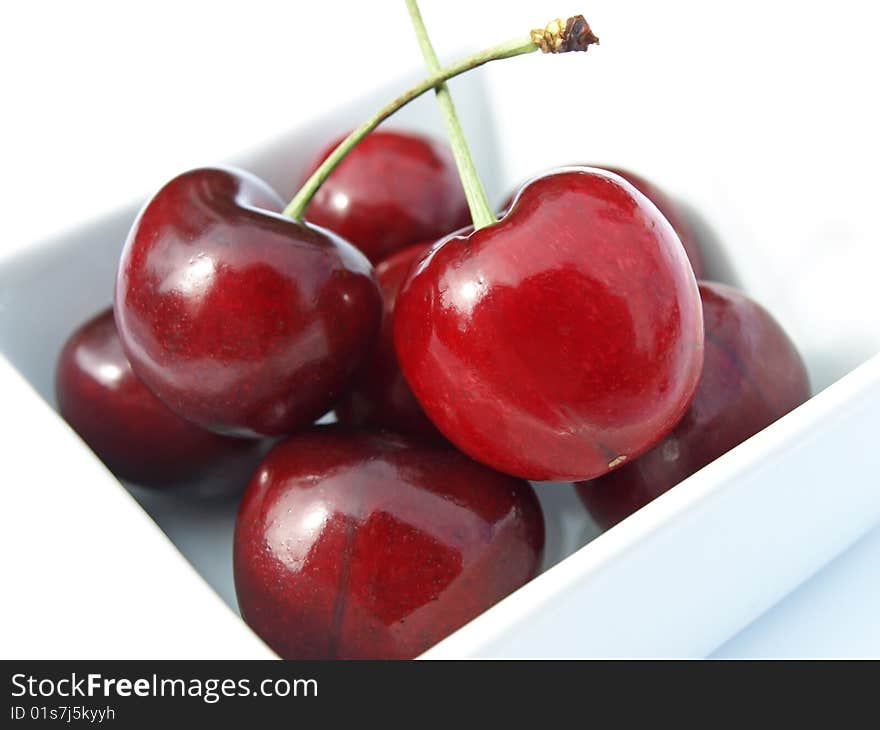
[530,15,599,53]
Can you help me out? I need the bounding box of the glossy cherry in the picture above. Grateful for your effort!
[334,241,442,439]
[56,308,262,489]
[233,428,544,659]
[503,166,705,278]
[596,167,705,279]
[115,167,383,438]
[302,129,471,263]
[394,168,705,482]
[578,281,811,528]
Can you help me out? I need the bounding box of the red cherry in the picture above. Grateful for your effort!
[302,129,471,263]
[55,308,262,489]
[577,281,811,528]
[597,167,705,279]
[394,168,705,482]
[233,428,544,659]
[503,165,705,278]
[115,167,383,437]
[334,241,443,439]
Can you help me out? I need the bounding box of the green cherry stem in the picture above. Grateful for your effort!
[405,0,495,229]
[283,15,599,222]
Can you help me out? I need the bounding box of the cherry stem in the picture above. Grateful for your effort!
[405,0,495,230]
[283,15,599,222]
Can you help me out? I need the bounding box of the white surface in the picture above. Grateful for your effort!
[2,1,880,658]
[714,524,880,658]
[0,359,275,659]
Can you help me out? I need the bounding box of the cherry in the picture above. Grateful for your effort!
[394,167,705,482]
[503,166,705,278]
[56,308,262,489]
[301,130,471,263]
[115,167,383,438]
[334,240,442,439]
[577,281,811,528]
[589,167,705,279]
[233,428,544,659]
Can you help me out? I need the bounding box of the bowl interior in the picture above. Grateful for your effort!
[2,54,879,648]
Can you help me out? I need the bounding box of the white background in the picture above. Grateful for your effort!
[5,0,878,262]
[2,0,879,657]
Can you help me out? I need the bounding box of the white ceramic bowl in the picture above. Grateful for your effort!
[2,65,879,659]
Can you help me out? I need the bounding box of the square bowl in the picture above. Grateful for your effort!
[2,65,879,659]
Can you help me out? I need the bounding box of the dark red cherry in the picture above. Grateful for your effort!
[334,241,442,439]
[394,168,705,482]
[577,281,811,528]
[233,428,544,659]
[302,129,471,263]
[55,308,262,489]
[115,167,383,438]
[503,166,705,278]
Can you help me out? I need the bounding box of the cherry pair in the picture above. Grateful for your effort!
[113,164,703,483]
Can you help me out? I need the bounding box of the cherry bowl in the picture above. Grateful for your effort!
[2,55,879,659]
